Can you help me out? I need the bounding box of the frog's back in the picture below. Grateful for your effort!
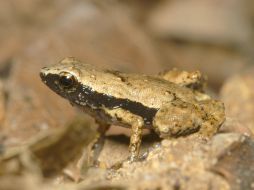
[78,67,198,109]
[48,58,199,109]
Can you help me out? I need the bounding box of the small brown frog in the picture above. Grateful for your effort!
[40,57,225,162]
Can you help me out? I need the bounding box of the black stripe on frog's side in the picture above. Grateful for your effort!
[41,73,158,126]
[76,84,158,126]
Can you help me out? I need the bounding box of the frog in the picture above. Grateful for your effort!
[40,57,225,162]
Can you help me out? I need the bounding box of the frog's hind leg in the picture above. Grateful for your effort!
[158,68,206,93]
[152,100,204,138]
[153,99,225,139]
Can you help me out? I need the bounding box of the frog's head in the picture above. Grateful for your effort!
[40,57,80,95]
[40,57,96,107]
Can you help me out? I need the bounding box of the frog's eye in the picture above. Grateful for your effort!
[59,72,77,89]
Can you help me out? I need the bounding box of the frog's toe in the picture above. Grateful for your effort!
[127,154,138,163]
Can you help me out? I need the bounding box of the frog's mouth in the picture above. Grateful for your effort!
[40,72,57,90]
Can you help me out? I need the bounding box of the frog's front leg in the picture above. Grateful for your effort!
[129,119,144,162]
[87,122,110,166]
[153,99,204,138]
[75,122,109,181]
[105,108,144,162]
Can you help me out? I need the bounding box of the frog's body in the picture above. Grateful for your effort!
[40,57,225,161]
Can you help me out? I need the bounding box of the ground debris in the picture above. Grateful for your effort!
[0,117,96,178]
[78,133,253,190]
[221,69,254,135]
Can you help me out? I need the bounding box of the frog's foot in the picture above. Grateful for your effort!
[109,155,145,170]
[127,153,138,163]
[125,154,140,164]
[110,144,159,171]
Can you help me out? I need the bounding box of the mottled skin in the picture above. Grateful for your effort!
[40,57,225,161]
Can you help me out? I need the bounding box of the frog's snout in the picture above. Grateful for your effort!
[40,67,49,74]
[40,70,45,76]
[39,70,46,80]
[40,66,52,78]
[40,67,51,84]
